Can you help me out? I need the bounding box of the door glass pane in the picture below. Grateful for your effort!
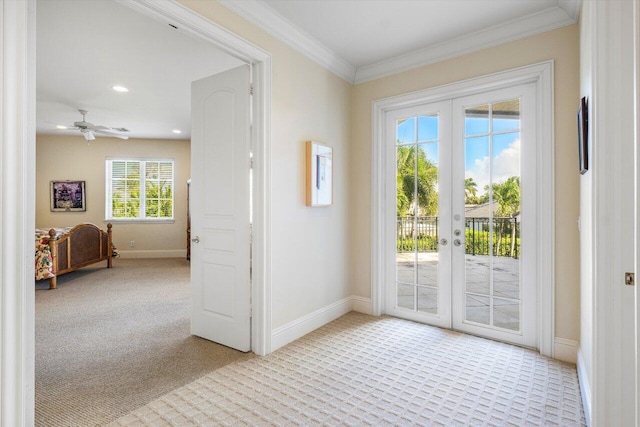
[397,117,416,143]
[418,115,438,141]
[397,284,416,310]
[464,134,491,310]
[465,104,489,136]
[396,115,440,314]
[397,144,416,286]
[466,294,490,326]
[417,141,439,312]
[464,98,521,332]
[492,99,520,132]
[418,287,437,314]
[493,297,519,331]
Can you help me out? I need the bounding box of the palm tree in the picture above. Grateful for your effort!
[396,145,438,217]
[490,176,520,256]
[492,176,520,216]
[465,177,478,204]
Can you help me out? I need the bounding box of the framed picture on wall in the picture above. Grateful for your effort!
[50,180,86,212]
[305,141,333,206]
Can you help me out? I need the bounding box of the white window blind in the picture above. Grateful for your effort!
[106,159,174,221]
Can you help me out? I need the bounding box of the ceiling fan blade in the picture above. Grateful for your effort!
[88,125,111,131]
[94,128,129,140]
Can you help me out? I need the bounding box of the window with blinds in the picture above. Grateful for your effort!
[106,159,174,221]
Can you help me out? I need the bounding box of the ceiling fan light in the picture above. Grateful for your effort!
[82,130,95,141]
[56,125,68,130]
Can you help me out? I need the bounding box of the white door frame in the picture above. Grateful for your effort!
[0,0,272,423]
[635,2,640,424]
[371,61,554,357]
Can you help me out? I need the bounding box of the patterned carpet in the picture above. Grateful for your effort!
[35,259,251,427]
[110,312,585,426]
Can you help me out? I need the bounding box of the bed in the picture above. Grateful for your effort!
[35,223,113,289]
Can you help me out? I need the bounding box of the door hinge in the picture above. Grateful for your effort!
[249,305,253,318]
[625,272,635,286]
[249,83,254,96]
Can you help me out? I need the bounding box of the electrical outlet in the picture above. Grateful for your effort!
[130,240,135,248]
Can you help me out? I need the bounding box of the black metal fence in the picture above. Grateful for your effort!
[397,216,520,258]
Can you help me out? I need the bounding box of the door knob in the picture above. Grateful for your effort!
[454,239,462,246]
[454,229,462,236]
[440,238,448,246]
[191,236,200,243]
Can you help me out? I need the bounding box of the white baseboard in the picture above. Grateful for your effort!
[577,347,592,427]
[352,296,372,315]
[554,337,578,363]
[117,250,187,259]
[271,296,356,352]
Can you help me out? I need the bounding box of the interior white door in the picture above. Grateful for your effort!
[190,64,251,352]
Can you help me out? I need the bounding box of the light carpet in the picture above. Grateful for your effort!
[36,258,252,427]
[111,312,585,426]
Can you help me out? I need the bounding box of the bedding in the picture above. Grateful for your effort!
[35,227,70,280]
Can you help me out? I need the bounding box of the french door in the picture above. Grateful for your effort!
[385,84,537,347]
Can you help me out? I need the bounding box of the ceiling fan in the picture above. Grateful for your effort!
[65,109,130,141]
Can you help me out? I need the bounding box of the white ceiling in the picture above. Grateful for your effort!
[36,0,243,140]
[221,0,580,83]
[37,0,580,141]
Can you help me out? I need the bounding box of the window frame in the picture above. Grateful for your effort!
[105,157,176,223]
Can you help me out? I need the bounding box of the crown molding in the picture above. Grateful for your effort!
[219,0,579,86]
[559,0,581,21]
[354,4,579,84]
[218,0,356,83]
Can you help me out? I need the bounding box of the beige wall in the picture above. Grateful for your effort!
[179,0,353,330]
[36,135,191,257]
[351,25,581,342]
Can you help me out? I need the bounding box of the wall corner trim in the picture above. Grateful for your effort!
[352,296,373,315]
[271,296,367,352]
[554,337,578,363]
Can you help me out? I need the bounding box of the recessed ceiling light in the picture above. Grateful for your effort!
[56,125,68,130]
[172,129,182,134]
[111,85,129,92]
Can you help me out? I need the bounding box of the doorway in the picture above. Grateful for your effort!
[372,62,554,353]
[0,0,272,423]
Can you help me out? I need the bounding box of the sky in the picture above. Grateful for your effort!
[396,106,521,196]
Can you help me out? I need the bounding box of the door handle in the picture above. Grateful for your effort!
[454,239,462,246]
[191,236,200,243]
[439,238,448,246]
